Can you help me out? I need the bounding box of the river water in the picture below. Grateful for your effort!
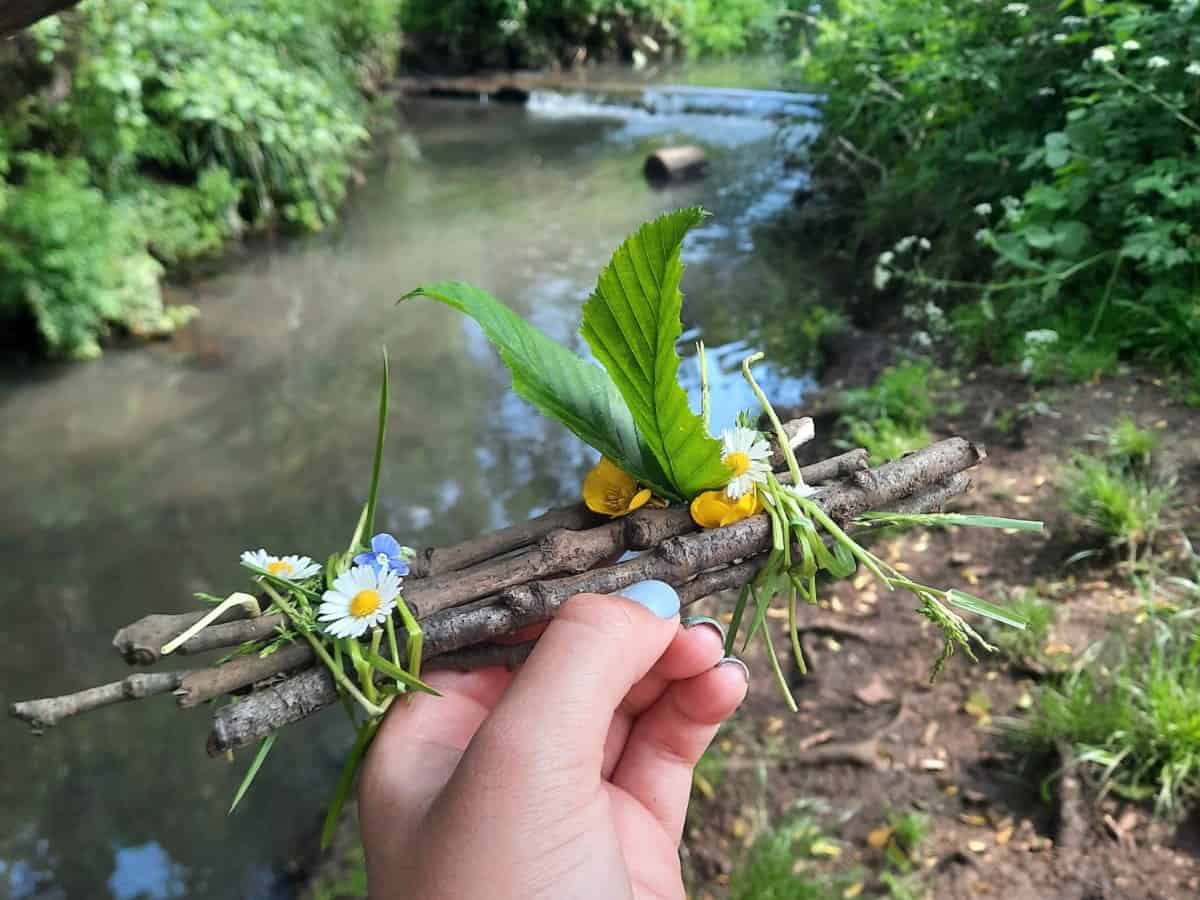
[0,75,822,899]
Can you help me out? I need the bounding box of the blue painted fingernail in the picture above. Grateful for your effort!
[616,580,680,619]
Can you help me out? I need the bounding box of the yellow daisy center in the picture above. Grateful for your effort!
[267,560,294,576]
[350,589,382,618]
[725,451,752,477]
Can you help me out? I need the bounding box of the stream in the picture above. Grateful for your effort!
[0,69,824,899]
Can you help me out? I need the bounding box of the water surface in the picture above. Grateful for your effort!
[0,77,822,899]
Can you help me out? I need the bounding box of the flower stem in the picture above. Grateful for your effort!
[742,353,806,490]
[259,582,385,718]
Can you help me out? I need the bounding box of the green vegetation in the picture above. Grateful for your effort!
[837,361,949,464]
[1,0,400,358]
[400,0,808,70]
[804,0,1200,384]
[1009,609,1200,817]
[1061,420,1173,561]
[728,812,859,900]
[988,590,1056,662]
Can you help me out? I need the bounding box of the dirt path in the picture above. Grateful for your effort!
[683,367,1200,899]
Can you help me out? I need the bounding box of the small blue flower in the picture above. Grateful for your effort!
[354,533,411,576]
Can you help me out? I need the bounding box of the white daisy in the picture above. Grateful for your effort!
[240,549,322,581]
[318,565,401,639]
[721,426,772,500]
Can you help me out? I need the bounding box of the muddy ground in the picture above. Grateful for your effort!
[297,366,1200,900]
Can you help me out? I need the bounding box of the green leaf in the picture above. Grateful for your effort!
[364,651,442,696]
[400,281,671,496]
[580,207,730,499]
[229,734,276,814]
[947,589,1028,630]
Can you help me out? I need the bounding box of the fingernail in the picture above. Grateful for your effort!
[682,615,726,644]
[717,657,750,683]
[616,579,680,619]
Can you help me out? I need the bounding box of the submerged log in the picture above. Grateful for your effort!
[644,145,709,183]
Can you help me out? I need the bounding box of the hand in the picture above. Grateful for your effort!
[358,581,749,899]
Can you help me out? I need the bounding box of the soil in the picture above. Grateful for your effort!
[681,365,1200,899]
[296,364,1200,900]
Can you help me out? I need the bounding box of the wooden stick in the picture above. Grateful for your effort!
[11,673,186,730]
[175,643,314,709]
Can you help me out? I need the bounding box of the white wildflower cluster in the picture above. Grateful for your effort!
[1020,329,1060,376]
[1122,40,1141,51]
[1092,45,1116,63]
[873,254,893,291]
[1003,2,1029,14]
[894,235,932,254]
[1052,33,1067,43]
[1147,55,1170,69]
[1188,61,1200,76]
[1037,87,1056,97]
[974,202,993,217]
[903,300,948,353]
[1060,15,1086,26]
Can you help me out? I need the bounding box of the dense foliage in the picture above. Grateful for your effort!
[805,0,1200,383]
[0,0,400,358]
[400,0,806,70]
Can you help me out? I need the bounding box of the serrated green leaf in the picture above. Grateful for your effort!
[580,207,729,499]
[400,281,673,496]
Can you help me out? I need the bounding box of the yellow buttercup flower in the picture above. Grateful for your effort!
[690,489,763,529]
[583,458,653,517]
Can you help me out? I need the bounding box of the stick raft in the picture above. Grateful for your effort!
[11,433,985,756]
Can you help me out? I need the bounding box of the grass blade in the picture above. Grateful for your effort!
[948,589,1028,630]
[364,348,389,541]
[857,512,1044,532]
[365,651,442,696]
[229,734,277,814]
[321,719,379,849]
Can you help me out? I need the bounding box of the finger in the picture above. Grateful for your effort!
[478,582,680,774]
[610,658,749,843]
[602,617,728,778]
[358,667,514,843]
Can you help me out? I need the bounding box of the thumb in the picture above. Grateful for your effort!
[478,581,680,772]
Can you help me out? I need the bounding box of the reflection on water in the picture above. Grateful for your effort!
[0,78,823,899]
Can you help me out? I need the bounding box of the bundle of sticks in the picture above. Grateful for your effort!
[11,428,985,757]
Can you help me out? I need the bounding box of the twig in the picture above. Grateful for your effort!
[113,607,259,665]
[408,504,597,577]
[11,673,187,730]
[175,643,314,709]
[791,697,909,770]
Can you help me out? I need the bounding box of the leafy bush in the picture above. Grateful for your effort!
[400,0,805,68]
[1009,609,1200,816]
[1,0,401,359]
[0,152,165,359]
[805,0,1200,380]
